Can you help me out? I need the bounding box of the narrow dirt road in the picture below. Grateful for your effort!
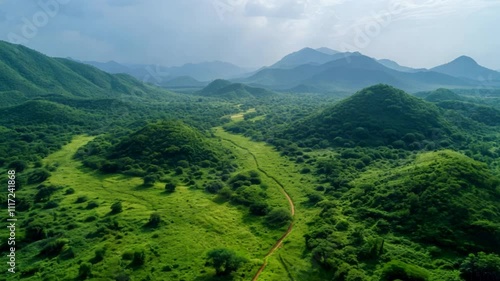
[219,137,296,281]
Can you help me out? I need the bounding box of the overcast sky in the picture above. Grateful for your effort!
[1,0,500,69]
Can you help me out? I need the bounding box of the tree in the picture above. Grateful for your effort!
[110,201,123,214]
[7,160,28,172]
[206,248,246,276]
[147,212,161,227]
[460,252,500,281]
[142,175,157,187]
[265,208,292,228]
[165,180,177,193]
[78,262,92,279]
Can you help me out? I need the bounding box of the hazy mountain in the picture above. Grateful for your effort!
[377,59,426,73]
[269,47,359,69]
[161,76,207,89]
[243,54,472,92]
[0,40,169,107]
[431,56,500,81]
[315,47,339,55]
[82,60,130,74]
[84,60,252,82]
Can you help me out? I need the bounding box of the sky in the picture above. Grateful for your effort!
[1,0,500,69]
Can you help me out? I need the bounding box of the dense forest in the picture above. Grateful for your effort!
[0,40,499,281]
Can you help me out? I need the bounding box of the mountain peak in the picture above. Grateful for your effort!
[452,55,478,65]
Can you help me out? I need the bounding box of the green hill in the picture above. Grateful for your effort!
[0,40,171,106]
[198,79,275,99]
[0,100,93,126]
[285,84,453,149]
[77,121,233,175]
[348,150,500,252]
[418,88,464,102]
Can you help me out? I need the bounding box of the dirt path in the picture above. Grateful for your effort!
[219,137,296,281]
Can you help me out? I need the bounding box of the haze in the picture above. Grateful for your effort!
[1,0,499,69]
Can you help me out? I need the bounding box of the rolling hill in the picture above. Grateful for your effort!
[284,84,454,148]
[348,149,500,252]
[431,56,500,81]
[377,59,426,73]
[0,40,172,107]
[197,79,275,99]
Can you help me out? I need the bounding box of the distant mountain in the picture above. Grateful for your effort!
[377,59,426,73]
[82,60,130,74]
[84,60,252,82]
[161,76,207,89]
[283,84,453,148]
[315,47,339,55]
[269,47,358,69]
[198,79,275,99]
[0,40,171,107]
[431,56,500,81]
[243,54,473,93]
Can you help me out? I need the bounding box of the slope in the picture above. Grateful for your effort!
[284,84,454,148]
[0,40,171,106]
[431,56,500,81]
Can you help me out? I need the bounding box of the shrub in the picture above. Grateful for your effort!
[380,260,429,281]
[205,181,224,194]
[131,249,146,266]
[249,202,269,216]
[25,223,46,242]
[64,188,75,195]
[459,252,500,281]
[78,262,92,279]
[27,169,51,184]
[75,196,88,203]
[86,201,99,209]
[147,212,161,227]
[39,238,69,257]
[265,208,292,228]
[206,248,247,276]
[142,175,157,187]
[7,160,28,172]
[43,201,59,209]
[34,185,58,203]
[110,201,123,214]
[165,181,177,193]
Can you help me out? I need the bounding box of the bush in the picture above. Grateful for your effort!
[39,238,69,257]
[8,160,28,172]
[25,223,46,242]
[142,175,157,187]
[249,202,269,216]
[459,252,500,281]
[78,262,92,279]
[165,181,176,193]
[206,248,247,276]
[75,196,88,203]
[205,181,224,194]
[27,169,51,184]
[380,260,429,281]
[131,249,146,266]
[64,188,75,195]
[110,201,123,214]
[147,212,161,227]
[86,201,99,209]
[34,185,58,203]
[265,208,292,228]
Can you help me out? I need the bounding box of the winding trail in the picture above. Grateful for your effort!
[218,136,296,281]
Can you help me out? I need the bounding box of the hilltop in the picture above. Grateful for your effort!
[77,121,232,175]
[198,79,275,99]
[348,150,500,252]
[284,84,453,149]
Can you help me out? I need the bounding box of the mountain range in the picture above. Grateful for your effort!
[80,59,253,83]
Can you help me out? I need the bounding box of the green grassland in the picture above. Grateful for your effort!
[2,135,302,280]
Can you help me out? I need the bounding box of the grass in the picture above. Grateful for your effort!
[5,135,291,280]
[214,127,330,281]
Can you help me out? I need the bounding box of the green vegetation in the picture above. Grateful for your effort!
[1,41,500,281]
